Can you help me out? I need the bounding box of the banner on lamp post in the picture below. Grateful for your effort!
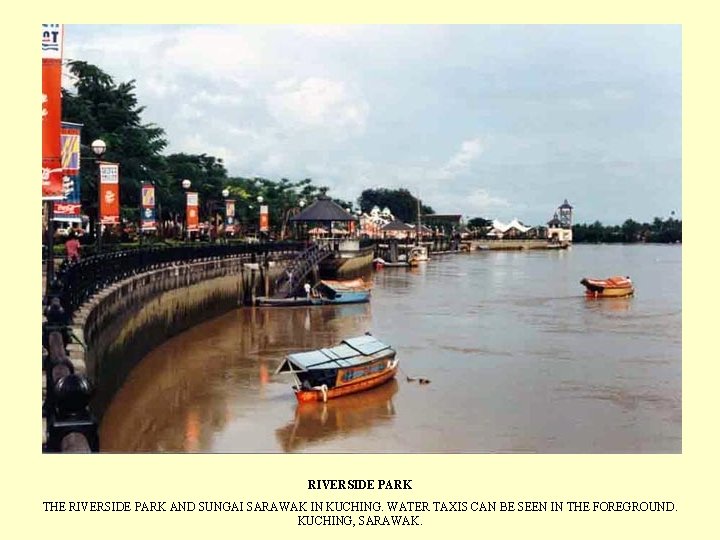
[186,192,199,231]
[259,205,269,232]
[42,24,64,200]
[53,122,82,221]
[141,183,156,231]
[99,162,120,224]
[225,199,236,233]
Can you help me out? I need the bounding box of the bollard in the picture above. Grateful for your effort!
[46,373,99,452]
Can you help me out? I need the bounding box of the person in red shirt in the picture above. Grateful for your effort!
[65,233,81,263]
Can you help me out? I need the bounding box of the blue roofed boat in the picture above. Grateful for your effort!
[275,334,398,402]
[312,278,371,304]
[256,278,371,307]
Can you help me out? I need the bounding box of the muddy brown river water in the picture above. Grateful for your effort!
[101,244,681,453]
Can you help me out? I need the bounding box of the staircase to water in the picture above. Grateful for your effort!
[273,243,333,298]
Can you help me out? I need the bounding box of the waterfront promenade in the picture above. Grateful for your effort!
[41,241,305,452]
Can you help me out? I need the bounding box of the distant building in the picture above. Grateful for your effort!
[487,218,533,239]
[359,206,395,237]
[422,214,462,234]
[547,199,573,243]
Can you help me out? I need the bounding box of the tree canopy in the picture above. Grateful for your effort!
[358,188,434,223]
[62,60,167,224]
[572,217,681,243]
[60,60,358,237]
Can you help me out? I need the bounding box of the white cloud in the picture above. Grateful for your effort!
[63,25,680,225]
[438,138,484,180]
[266,77,369,134]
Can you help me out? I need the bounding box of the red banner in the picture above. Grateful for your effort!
[225,199,236,233]
[259,205,269,232]
[141,183,156,231]
[42,24,64,200]
[42,59,63,199]
[99,162,120,224]
[186,192,199,231]
[53,202,81,217]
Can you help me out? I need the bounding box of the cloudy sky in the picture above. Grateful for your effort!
[64,25,681,225]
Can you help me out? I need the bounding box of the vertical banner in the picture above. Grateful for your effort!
[99,162,120,224]
[186,192,199,231]
[42,24,64,200]
[53,122,82,221]
[225,199,236,233]
[141,183,156,231]
[259,205,269,232]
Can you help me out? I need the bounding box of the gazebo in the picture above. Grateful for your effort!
[289,197,358,238]
[380,220,415,239]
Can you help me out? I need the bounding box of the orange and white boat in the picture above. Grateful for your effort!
[275,334,398,403]
[580,276,634,298]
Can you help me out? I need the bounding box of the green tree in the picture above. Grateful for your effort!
[62,60,167,235]
[621,219,640,242]
[358,188,434,222]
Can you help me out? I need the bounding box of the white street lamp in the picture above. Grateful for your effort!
[91,139,107,156]
[91,139,108,254]
[222,188,230,198]
[257,195,264,204]
[181,179,192,241]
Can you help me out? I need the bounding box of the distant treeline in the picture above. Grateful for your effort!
[573,217,681,243]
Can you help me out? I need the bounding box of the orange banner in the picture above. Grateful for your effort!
[99,162,120,224]
[186,192,199,231]
[260,205,269,232]
[42,58,63,199]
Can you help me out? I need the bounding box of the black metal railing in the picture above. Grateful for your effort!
[41,241,305,453]
[50,241,304,319]
[273,242,333,298]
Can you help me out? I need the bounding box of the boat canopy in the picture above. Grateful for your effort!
[276,335,393,374]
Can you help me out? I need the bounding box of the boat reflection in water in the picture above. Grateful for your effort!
[276,378,398,453]
[583,296,633,313]
[101,301,373,452]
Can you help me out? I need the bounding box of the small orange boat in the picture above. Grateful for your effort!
[580,276,634,298]
[275,334,398,403]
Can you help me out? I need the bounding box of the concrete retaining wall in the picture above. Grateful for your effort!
[67,256,284,418]
[465,239,569,250]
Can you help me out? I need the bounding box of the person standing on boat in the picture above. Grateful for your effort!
[304,282,312,300]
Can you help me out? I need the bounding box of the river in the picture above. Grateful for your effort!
[100,244,681,453]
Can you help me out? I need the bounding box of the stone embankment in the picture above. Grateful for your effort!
[43,252,291,452]
[70,256,284,418]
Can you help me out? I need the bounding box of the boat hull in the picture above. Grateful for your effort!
[581,276,634,298]
[313,291,370,304]
[584,287,634,298]
[295,362,398,403]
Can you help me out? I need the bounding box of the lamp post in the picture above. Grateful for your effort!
[220,188,230,241]
[256,195,264,239]
[181,178,191,241]
[91,139,107,254]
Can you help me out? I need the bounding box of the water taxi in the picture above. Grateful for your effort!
[407,245,429,266]
[257,278,371,306]
[580,276,634,298]
[275,334,398,403]
[313,278,371,304]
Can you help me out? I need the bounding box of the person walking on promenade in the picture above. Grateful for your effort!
[304,282,312,300]
[65,232,81,263]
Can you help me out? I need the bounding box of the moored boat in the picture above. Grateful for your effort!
[256,278,371,306]
[275,334,398,403]
[407,245,429,266]
[580,276,634,298]
[312,278,371,304]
